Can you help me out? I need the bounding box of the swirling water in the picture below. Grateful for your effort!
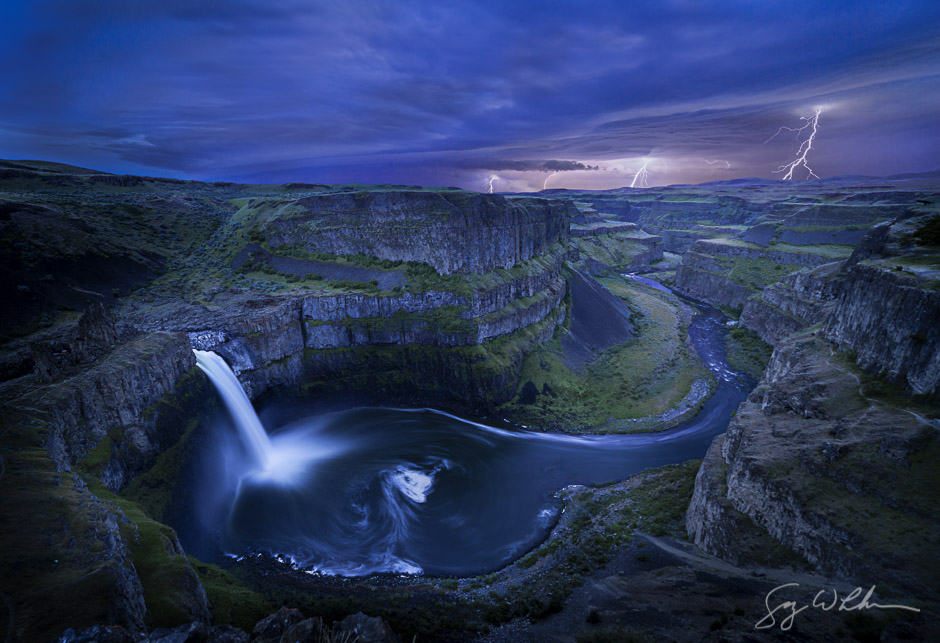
[192,304,752,577]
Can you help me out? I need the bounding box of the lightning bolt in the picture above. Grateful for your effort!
[704,159,731,169]
[542,171,559,190]
[484,175,498,193]
[630,160,650,188]
[766,107,824,180]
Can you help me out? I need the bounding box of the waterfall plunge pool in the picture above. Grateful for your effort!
[188,305,753,577]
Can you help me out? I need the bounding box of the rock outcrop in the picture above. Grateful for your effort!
[625,196,757,227]
[823,263,940,397]
[659,228,712,253]
[688,212,940,615]
[257,191,569,275]
[687,332,939,598]
[19,332,199,489]
[675,239,833,309]
[674,255,755,309]
[569,228,663,275]
[685,239,836,267]
[740,262,845,345]
[130,248,569,406]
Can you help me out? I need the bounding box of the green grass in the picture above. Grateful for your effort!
[881,252,940,269]
[574,235,648,271]
[188,559,273,631]
[724,257,803,289]
[0,414,133,641]
[499,277,711,431]
[86,477,210,627]
[725,327,773,380]
[624,460,702,537]
[122,419,198,522]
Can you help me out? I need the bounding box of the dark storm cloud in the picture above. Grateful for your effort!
[459,160,600,172]
[0,0,938,186]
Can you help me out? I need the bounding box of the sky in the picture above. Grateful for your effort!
[1,0,938,191]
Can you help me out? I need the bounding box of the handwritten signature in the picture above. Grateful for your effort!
[756,583,921,631]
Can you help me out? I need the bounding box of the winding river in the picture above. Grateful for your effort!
[187,278,754,577]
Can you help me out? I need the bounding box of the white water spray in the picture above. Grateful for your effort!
[194,350,272,467]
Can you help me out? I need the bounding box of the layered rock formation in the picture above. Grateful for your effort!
[739,262,844,345]
[687,332,938,598]
[257,191,568,275]
[659,228,712,253]
[687,217,940,607]
[0,172,581,640]
[128,245,569,406]
[675,238,838,309]
[568,225,663,275]
[5,161,938,640]
[622,196,756,227]
[823,264,940,397]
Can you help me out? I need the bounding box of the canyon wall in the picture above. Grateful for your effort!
[568,227,663,275]
[688,249,940,600]
[0,186,574,639]
[823,264,940,397]
[260,191,569,275]
[178,248,568,404]
[675,239,836,309]
[739,262,844,345]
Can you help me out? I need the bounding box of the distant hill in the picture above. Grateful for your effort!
[0,159,110,175]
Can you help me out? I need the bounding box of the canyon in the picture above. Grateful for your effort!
[1,161,938,641]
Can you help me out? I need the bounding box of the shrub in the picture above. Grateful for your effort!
[912,215,940,246]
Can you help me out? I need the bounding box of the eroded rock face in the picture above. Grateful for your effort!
[823,264,940,397]
[260,191,569,275]
[127,248,569,406]
[740,262,845,345]
[674,255,755,309]
[659,228,710,253]
[674,239,837,310]
[27,303,120,383]
[73,476,149,636]
[687,333,940,598]
[20,332,198,489]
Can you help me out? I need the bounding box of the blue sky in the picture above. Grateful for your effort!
[1,0,938,190]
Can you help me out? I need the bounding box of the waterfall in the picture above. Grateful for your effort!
[194,350,272,467]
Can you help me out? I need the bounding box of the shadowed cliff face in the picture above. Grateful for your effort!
[687,218,940,618]
[687,333,939,593]
[823,264,940,397]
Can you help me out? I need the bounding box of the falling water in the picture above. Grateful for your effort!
[194,350,273,467]
[180,307,756,576]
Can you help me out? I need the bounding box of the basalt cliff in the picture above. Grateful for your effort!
[686,219,940,638]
